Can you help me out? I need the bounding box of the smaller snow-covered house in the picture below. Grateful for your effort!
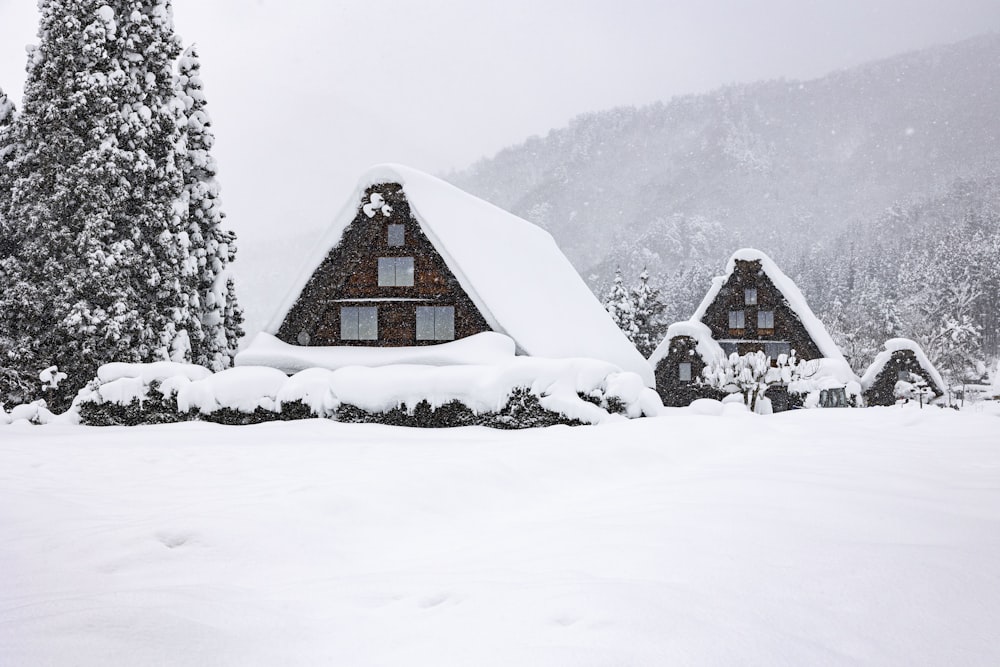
[238,164,654,386]
[651,249,856,409]
[648,322,724,406]
[861,339,945,406]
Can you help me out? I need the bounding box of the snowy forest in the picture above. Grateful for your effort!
[0,1,242,408]
[453,34,1000,387]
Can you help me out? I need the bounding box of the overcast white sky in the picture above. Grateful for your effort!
[1,0,999,330]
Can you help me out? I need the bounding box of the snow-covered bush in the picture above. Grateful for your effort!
[74,359,662,428]
[701,351,806,413]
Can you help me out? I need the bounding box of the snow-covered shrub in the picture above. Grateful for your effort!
[0,400,57,426]
[73,359,660,428]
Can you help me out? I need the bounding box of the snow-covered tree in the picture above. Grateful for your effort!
[631,267,667,358]
[701,350,805,413]
[0,0,192,406]
[0,85,16,258]
[603,267,638,344]
[175,44,243,370]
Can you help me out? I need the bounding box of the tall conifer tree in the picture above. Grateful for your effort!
[0,0,191,405]
[176,45,243,370]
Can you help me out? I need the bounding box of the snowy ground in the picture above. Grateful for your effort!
[1,407,999,666]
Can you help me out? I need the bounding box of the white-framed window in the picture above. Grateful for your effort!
[341,306,378,340]
[378,257,415,286]
[744,288,757,305]
[416,306,455,341]
[758,310,774,329]
[678,362,692,382]
[729,310,745,329]
[387,224,405,247]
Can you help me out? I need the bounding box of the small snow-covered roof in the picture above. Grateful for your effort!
[267,164,654,386]
[692,248,847,365]
[648,321,724,367]
[860,338,946,393]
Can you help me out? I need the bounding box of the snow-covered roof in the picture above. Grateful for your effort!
[266,164,654,386]
[860,338,946,393]
[647,321,724,368]
[692,248,847,365]
[237,332,516,374]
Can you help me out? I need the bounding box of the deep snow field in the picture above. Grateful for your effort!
[1,406,999,666]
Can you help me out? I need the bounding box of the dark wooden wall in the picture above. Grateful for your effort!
[700,259,824,360]
[653,336,722,407]
[864,350,944,406]
[277,183,492,347]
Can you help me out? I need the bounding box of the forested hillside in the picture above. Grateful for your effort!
[450,34,1000,374]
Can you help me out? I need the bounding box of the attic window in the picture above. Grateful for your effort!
[378,257,415,286]
[678,362,692,382]
[758,310,774,329]
[387,224,405,247]
[728,310,745,330]
[341,306,378,340]
[744,288,757,305]
[897,370,912,381]
[416,306,455,341]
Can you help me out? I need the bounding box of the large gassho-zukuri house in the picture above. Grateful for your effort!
[236,163,654,386]
[650,249,857,409]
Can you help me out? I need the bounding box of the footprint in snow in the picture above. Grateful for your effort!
[157,531,199,549]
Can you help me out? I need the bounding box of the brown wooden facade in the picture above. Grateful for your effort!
[700,259,824,361]
[276,183,492,347]
[652,336,722,406]
[863,349,944,406]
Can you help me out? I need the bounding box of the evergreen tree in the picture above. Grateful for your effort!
[631,267,667,358]
[0,0,191,406]
[175,45,243,370]
[603,267,637,344]
[0,85,16,253]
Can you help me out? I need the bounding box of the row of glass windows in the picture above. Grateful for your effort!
[728,309,774,329]
[718,341,791,359]
[338,305,456,341]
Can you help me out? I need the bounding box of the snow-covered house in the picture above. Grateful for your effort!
[861,338,945,406]
[648,321,724,406]
[651,249,855,409]
[238,164,654,386]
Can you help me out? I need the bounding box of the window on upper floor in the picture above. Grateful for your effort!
[416,306,455,341]
[744,288,757,305]
[378,257,415,286]
[758,310,774,329]
[387,224,405,247]
[729,310,745,330]
[341,306,378,340]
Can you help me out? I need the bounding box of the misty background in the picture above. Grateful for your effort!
[1,0,999,342]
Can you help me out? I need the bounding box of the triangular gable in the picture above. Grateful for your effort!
[691,248,847,365]
[861,338,946,402]
[266,164,654,386]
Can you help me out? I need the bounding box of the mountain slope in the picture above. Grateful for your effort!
[448,34,1000,284]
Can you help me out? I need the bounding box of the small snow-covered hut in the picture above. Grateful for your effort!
[648,321,724,406]
[238,164,654,385]
[861,338,945,406]
[650,249,855,409]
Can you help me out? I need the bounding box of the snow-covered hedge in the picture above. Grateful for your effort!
[74,359,663,428]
